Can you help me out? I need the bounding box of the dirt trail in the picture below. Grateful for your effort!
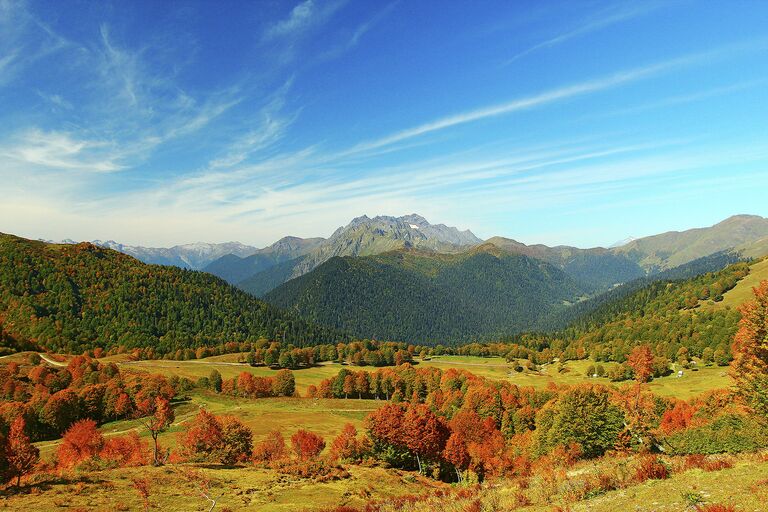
[39,353,68,367]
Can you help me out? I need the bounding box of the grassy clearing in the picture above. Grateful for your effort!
[119,359,342,396]
[569,456,768,511]
[421,355,732,400]
[1,464,444,511]
[33,392,381,459]
[701,257,768,311]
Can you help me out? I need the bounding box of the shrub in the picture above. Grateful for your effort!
[633,455,669,483]
[100,432,149,467]
[665,414,768,454]
[695,505,736,512]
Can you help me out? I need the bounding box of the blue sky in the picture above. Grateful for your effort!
[2,0,767,248]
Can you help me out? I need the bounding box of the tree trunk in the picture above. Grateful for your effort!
[416,453,422,474]
[455,467,462,483]
[152,432,159,466]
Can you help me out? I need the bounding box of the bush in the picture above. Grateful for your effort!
[665,414,768,454]
[100,433,149,467]
[633,455,669,483]
[57,419,104,469]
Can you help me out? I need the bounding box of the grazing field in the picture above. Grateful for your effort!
[34,392,380,458]
[4,464,445,511]
[701,256,768,311]
[421,355,733,399]
[118,359,342,396]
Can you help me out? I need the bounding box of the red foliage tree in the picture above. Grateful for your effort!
[177,409,223,462]
[401,404,449,473]
[628,345,655,383]
[7,417,39,487]
[253,430,287,463]
[443,432,470,481]
[330,423,363,463]
[100,432,149,467]
[290,429,326,460]
[659,401,695,435]
[365,402,406,448]
[57,419,104,469]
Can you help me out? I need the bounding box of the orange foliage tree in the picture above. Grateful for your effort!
[7,417,39,487]
[253,430,287,463]
[731,280,768,417]
[290,429,325,460]
[57,419,104,469]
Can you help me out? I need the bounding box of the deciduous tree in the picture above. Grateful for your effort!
[290,429,325,460]
[7,417,39,487]
[731,281,768,417]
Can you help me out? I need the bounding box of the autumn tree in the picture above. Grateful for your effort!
[272,369,295,397]
[443,432,470,481]
[330,423,365,463]
[253,430,287,463]
[401,404,449,474]
[535,384,624,459]
[178,409,222,462]
[7,417,39,487]
[219,416,253,464]
[101,432,149,467]
[57,419,104,469]
[291,429,325,460]
[628,345,655,384]
[731,280,768,417]
[138,397,174,466]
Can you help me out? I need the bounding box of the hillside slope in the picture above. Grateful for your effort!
[0,233,341,355]
[612,214,768,271]
[263,246,584,343]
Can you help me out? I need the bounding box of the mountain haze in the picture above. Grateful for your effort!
[204,236,324,284]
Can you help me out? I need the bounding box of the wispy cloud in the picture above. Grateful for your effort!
[503,3,664,66]
[337,48,726,158]
[263,0,346,42]
[0,129,124,173]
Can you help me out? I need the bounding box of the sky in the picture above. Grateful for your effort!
[1,0,768,249]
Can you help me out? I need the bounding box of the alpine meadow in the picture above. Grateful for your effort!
[3,1,768,511]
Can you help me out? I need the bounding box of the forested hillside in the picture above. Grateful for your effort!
[518,258,758,365]
[264,246,585,343]
[0,234,342,355]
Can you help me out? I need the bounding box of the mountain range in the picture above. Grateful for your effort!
[39,213,768,343]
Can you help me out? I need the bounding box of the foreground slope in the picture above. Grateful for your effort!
[264,245,584,343]
[0,233,341,354]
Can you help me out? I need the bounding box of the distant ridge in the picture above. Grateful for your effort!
[237,214,481,294]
